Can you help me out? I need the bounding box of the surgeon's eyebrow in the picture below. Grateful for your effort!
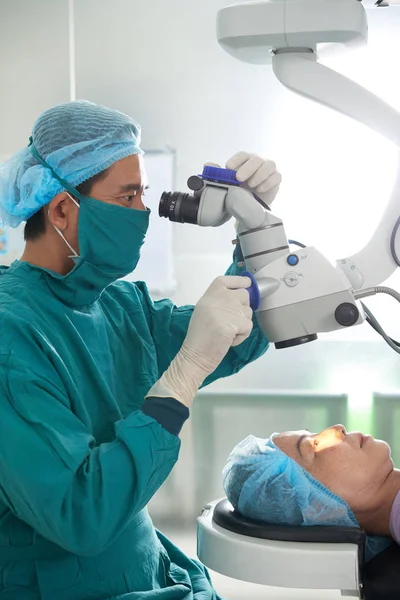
[118,183,149,192]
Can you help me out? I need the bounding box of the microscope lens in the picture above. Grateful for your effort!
[159,191,200,224]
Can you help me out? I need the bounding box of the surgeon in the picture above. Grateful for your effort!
[223,425,400,563]
[0,100,281,599]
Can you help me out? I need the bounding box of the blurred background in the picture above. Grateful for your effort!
[1,1,400,597]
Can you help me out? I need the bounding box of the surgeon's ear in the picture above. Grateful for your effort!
[47,193,76,231]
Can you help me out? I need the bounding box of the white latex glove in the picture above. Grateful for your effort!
[146,276,253,407]
[206,151,282,207]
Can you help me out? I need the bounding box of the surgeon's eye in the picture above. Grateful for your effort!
[122,195,136,203]
[121,190,146,204]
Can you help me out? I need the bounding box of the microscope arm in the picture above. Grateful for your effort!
[272,52,400,146]
[272,52,400,289]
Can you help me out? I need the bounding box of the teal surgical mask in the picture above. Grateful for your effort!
[50,189,150,305]
[56,191,149,277]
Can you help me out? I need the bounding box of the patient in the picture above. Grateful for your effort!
[223,426,400,561]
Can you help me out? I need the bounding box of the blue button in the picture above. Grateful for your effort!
[201,166,240,186]
[287,254,299,266]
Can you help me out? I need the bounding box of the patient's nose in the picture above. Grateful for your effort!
[331,424,347,437]
[315,425,346,451]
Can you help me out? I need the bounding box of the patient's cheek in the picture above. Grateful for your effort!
[311,452,347,488]
[312,469,348,502]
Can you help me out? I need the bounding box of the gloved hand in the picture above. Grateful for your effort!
[146,276,253,407]
[206,151,282,207]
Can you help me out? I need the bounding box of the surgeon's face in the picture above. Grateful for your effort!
[273,426,394,514]
[58,154,147,262]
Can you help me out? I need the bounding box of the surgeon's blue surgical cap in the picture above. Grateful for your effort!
[223,434,391,562]
[0,100,142,227]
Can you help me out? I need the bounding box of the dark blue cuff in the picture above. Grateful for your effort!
[142,397,190,436]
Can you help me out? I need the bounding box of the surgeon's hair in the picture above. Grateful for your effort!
[24,168,110,241]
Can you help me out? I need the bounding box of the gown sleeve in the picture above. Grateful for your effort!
[0,348,184,557]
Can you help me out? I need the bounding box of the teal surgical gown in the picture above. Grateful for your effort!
[0,258,269,599]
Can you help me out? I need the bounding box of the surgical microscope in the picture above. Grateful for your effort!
[160,1,400,598]
[159,0,400,354]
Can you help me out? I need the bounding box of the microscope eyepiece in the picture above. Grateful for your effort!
[159,191,200,224]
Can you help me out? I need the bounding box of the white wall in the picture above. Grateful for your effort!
[0,0,70,156]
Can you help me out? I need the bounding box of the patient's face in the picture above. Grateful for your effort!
[273,426,393,513]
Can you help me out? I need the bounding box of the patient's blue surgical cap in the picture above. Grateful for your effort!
[0,100,142,227]
[223,434,391,562]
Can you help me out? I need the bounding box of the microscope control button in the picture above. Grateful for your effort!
[287,254,299,266]
[284,272,299,287]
